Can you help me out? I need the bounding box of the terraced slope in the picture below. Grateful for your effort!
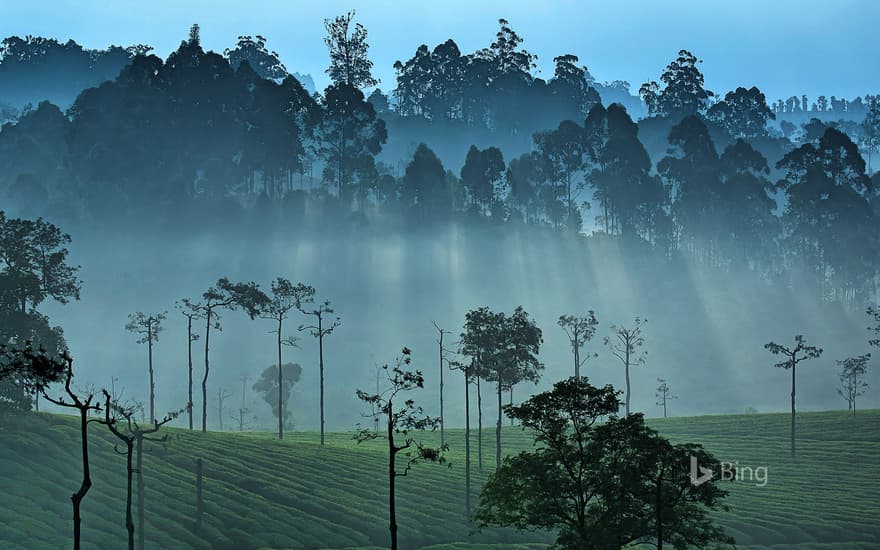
[0,410,877,549]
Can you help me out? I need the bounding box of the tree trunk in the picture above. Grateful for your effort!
[509,386,514,426]
[148,322,155,424]
[277,318,284,440]
[202,309,212,432]
[124,443,134,550]
[187,316,194,430]
[495,382,502,470]
[790,362,796,457]
[136,434,145,550]
[625,345,631,416]
[72,407,92,550]
[439,331,444,448]
[318,315,325,446]
[656,472,664,550]
[477,376,483,471]
[387,407,398,550]
[464,370,471,518]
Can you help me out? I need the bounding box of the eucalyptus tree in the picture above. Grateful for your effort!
[448,357,475,516]
[125,311,166,423]
[605,317,647,416]
[432,321,452,447]
[299,298,341,446]
[765,335,823,456]
[558,311,599,379]
[260,278,314,439]
[655,378,677,418]
[837,354,869,416]
[355,347,447,550]
[324,10,378,89]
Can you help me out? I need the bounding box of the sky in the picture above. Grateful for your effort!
[2,0,878,102]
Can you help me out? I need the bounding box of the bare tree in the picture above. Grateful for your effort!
[605,317,647,416]
[837,354,870,416]
[299,298,340,445]
[236,373,253,432]
[558,311,599,379]
[125,311,167,423]
[765,335,823,456]
[101,391,179,550]
[261,278,314,439]
[355,348,446,550]
[176,300,202,430]
[655,377,677,418]
[449,358,474,517]
[432,321,452,447]
[36,352,101,550]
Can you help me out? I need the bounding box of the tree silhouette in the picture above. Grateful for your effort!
[765,335,823,456]
[836,354,869,416]
[298,298,340,446]
[253,362,303,431]
[175,300,201,430]
[355,347,447,550]
[605,317,647,416]
[125,311,166,422]
[323,11,378,89]
[259,278,314,438]
[558,311,599,379]
[655,378,677,418]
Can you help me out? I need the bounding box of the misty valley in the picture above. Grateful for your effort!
[1,3,879,550]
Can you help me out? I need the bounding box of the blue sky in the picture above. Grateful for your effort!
[3,0,878,101]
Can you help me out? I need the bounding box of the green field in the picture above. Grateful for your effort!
[0,409,878,549]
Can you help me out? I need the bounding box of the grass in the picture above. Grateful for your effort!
[0,409,878,549]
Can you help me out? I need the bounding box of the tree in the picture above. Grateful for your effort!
[765,335,823,456]
[21,350,100,550]
[431,321,452,448]
[125,311,166,423]
[224,35,288,81]
[0,341,65,412]
[401,144,452,218]
[707,86,775,138]
[836,354,869,416]
[533,120,585,229]
[448,357,474,516]
[558,312,598,379]
[253,362,303,430]
[460,145,504,215]
[193,278,266,432]
[324,11,378,89]
[259,278,314,439]
[605,317,647,416]
[101,391,179,550]
[355,347,447,550]
[175,301,201,430]
[640,50,713,118]
[655,378,677,418]
[475,377,733,548]
[298,298,341,446]
[861,96,880,173]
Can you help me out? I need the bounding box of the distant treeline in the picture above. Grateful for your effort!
[0,20,879,306]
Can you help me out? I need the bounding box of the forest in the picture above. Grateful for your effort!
[1,6,879,550]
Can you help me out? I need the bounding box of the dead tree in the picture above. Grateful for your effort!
[355,348,447,550]
[38,353,101,550]
[605,317,647,416]
[260,278,314,439]
[299,299,340,446]
[125,311,167,423]
[765,335,823,457]
[176,301,202,430]
[558,311,599,379]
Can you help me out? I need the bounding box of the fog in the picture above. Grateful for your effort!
[34,221,876,432]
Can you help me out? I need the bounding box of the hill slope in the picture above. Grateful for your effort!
[0,410,878,549]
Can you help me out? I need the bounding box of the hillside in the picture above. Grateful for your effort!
[0,410,878,549]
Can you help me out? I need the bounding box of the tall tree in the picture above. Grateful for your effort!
[860,95,880,173]
[707,86,775,139]
[448,357,474,516]
[259,278,314,439]
[298,298,341,446]
[655,378,677,418]
[836,354,869,416]
[125,311,167,423]
[556,309,599,378]
[224,35,288,81]
[193,278,266,432]
[640,50,713,118]
[355,347,446,550]
[324,11,378,89]
[175,301,201,430]
[401,144,452,219]
[765,335,823,456]
[460,145,505,215]
[432,321,452,448]
[605,317,647,416]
